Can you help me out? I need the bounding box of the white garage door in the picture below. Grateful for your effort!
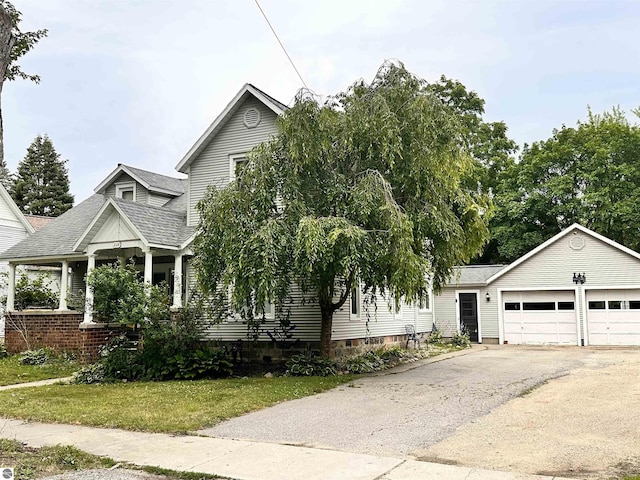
[503,291,578,345]
[586,289,640,346]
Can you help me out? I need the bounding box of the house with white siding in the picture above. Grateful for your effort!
[1,84,433,356]
[434,224,640,347]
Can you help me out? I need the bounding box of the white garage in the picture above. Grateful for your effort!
[503,290,578,345]
[586,289,640,346]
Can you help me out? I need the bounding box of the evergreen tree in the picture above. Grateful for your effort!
[12,135,74,216]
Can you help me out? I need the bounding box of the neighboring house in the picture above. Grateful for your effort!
[0,184,36,337]
[434,223,640,346]
[1,84,433,356]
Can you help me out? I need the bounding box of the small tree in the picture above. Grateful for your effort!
[12,135,74,216]
[86,260,170,326]
[194,61,490,357]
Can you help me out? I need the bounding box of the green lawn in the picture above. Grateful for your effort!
[0,375,353,433]
[0,355,79,386]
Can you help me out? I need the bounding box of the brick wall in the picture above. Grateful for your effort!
[4,312,122,362]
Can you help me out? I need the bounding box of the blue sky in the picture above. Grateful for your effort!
[5,0,640,203]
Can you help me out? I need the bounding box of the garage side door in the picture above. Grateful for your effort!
[503,291,578,345]
[586,289,640,346]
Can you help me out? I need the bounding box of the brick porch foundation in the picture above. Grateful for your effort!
[4,311,122,362]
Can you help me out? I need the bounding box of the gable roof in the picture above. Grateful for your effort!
[176,83,287,173]
[485,223,640,284]
[72,197,194,253]
[95,164,186,196]
[0,184,35,234]
[0,194,105,261]
[447,265,507,286]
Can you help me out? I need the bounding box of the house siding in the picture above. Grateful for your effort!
[187,97,279,226]
[147,193,170,208]
[105,172,150,204]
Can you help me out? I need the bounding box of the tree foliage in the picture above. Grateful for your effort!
[0,0,47,171]
[12,134,74,216]
[86,261,171,326]
[489,107,640,262]
[194,61,490,355]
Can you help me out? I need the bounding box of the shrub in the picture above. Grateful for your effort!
[14,273,58,310]
[163,347,232,380]
[19,348,49,365]
[0,342,8,359]
[450,331,471,348]
[427,327,443,344]
[286,353,337,377]
[339,350,385,374]
[73,363,105,384]
[99,334,141,381]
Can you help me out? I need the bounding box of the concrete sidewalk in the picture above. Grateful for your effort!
[0,377,73,391]
[0,418,577,480]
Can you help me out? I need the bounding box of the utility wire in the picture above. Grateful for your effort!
[253,0,309,90]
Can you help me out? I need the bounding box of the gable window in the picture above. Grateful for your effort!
[115,182,136,201]
[229,153,248,181]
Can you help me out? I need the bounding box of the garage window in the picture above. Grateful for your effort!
[504,302,521,311]
[588,301,606,310]
[608,300,623,310]
[522,302,555,311]
[630,301,640,310]
[558,301,575,310]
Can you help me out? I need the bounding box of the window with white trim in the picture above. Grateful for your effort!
[418,290,431,312]
[350,287,360,320]
[394,296,403,320]
[229,153,248,182]
[115,182,136,201]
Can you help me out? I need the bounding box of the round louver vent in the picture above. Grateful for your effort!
[569,234,585,250]
[243,107,261,128]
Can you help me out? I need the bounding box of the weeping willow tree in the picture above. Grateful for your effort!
[194,61,490,356]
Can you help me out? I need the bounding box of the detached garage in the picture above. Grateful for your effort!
[434,224,640,347]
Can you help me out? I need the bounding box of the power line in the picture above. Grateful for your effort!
[253,0,308,90]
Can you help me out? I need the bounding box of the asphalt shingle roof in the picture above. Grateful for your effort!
[447,265,507,286]
[113,198,195,247]
[0,194,105,259]
[123,165,186,195]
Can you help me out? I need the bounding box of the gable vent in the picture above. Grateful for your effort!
[243,107,261,128]
[569,234,585,250]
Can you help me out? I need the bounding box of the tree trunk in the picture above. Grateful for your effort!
[0,6,14,168]
[319,303,333,358]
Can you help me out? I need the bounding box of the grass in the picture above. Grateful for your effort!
[0,355,79,386]
[0,438,115,479]
[0,438,226,479]
[0,376,353,433]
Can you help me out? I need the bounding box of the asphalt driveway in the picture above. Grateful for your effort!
[199,346,640,479]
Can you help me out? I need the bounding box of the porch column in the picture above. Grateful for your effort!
[58,260,69,310]
[144,249,153,284]
[83,254,96,323]
[6,262,15,311]
[172,253,183,309]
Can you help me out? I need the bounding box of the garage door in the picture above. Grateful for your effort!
[586,289,640,346]
[503,291,578,345]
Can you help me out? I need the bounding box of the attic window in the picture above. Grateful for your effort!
[569,234,585,250]
[115,182,136,201]
[243,107,261,128]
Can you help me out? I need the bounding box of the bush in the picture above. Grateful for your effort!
[450,331,471,348]
[339,350,385,374]
[99,334,141,381]
[0,342,8,359]
[19,348,49,365]
[286,353,337,377]
[73,363,105,384]
[427,328,443,344]
[163,347,232,380]
[14,274,59,310]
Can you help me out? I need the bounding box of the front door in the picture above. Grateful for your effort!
[459,293,479,342]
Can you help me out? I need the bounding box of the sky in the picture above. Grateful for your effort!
[4,0,640,203]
